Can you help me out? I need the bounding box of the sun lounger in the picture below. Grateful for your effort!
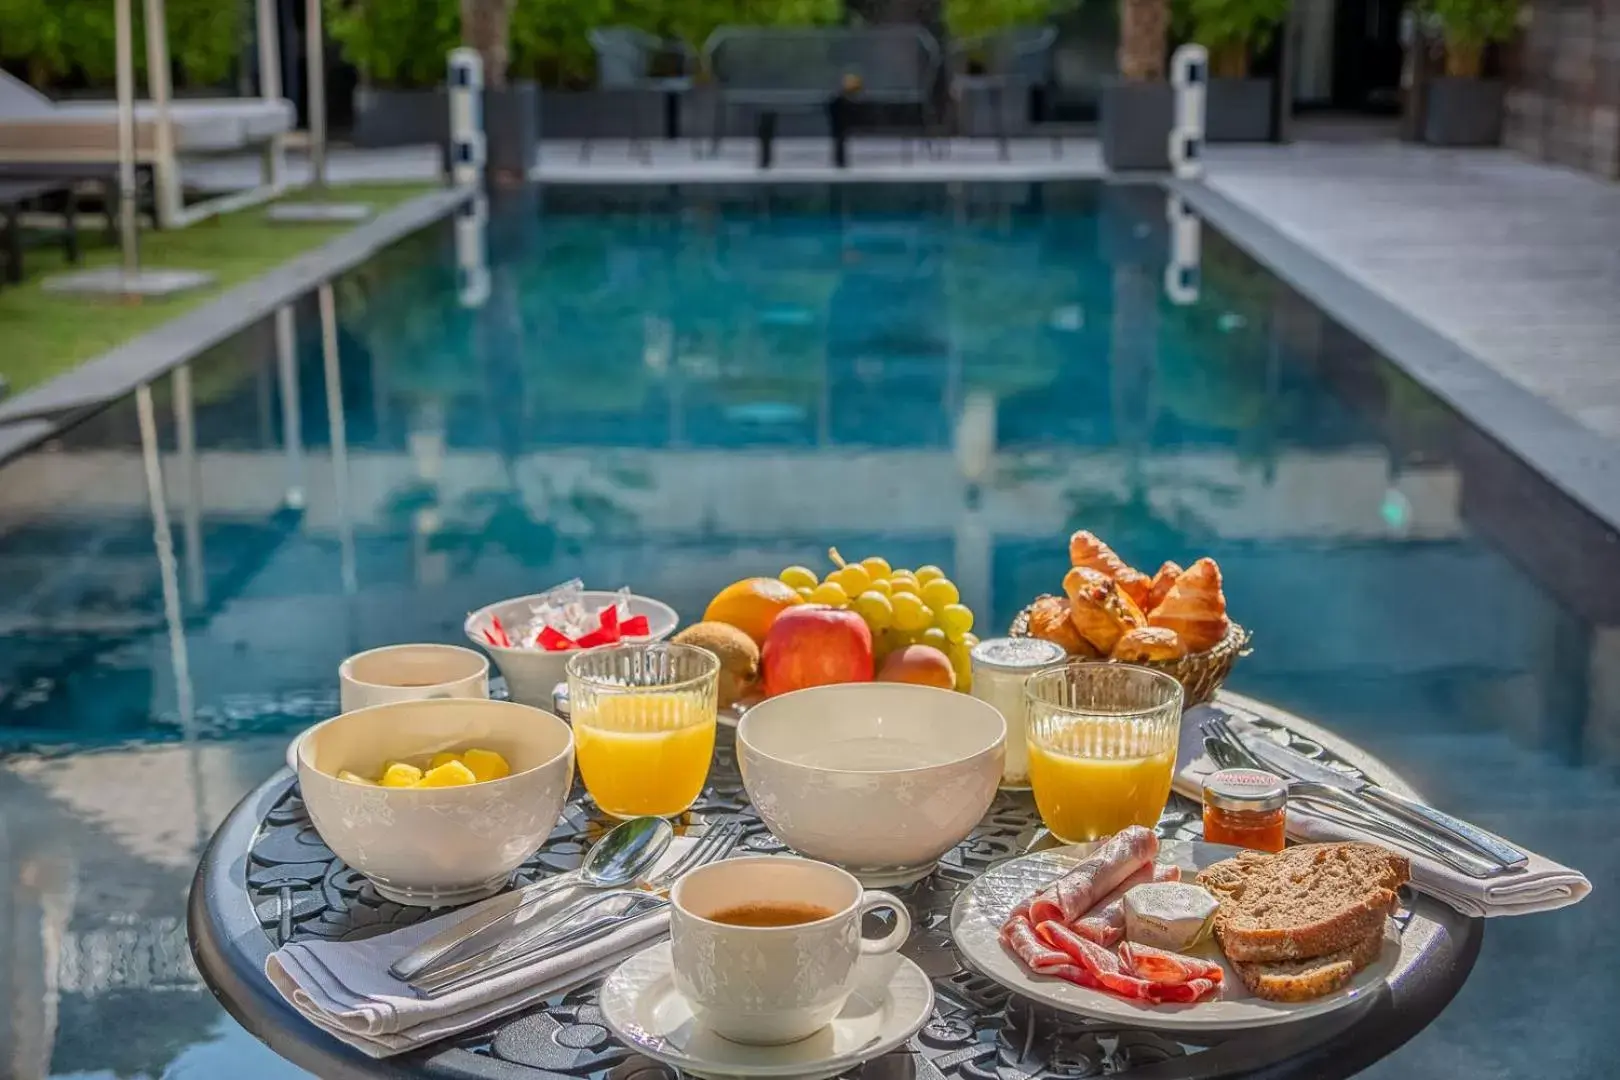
[0,177,80,285]
[0,69,292,228]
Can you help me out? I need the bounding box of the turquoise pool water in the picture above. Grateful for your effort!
[0,181,1614,1077]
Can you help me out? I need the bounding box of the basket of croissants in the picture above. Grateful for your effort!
[1009,530,1250,707]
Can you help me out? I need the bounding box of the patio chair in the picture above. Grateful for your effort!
[948,26,1057,159]
[703,26,943,162]
[0,68,292,228]
[585,27,699,163]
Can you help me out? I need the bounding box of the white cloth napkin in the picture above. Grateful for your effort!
[1177,706,1592,919]
[265,841,691,1058]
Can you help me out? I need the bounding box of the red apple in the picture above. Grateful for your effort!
[876,644,955,690]
[761,605,874,696]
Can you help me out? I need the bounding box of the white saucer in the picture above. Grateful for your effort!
[599,942,934,1080]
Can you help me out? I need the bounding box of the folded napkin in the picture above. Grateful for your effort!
[266,841,691,1058]
[1177,705,1592,919]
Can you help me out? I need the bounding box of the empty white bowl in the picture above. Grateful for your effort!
[465,591,680,709]
[296,698,575,906]
[737,683,1007,886]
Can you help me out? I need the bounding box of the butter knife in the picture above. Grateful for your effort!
[1238,731,1528,871]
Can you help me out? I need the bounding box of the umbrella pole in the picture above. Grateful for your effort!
[305,0,328,191]
[115,0,139,274]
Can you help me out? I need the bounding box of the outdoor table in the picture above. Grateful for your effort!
[716,92,850,169]
[189,691,1482,1080]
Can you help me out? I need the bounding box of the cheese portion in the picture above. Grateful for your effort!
[1123,882,1219,951]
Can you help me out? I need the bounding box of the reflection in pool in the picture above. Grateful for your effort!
[0,182,1615,1078]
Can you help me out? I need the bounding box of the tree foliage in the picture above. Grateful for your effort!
[0,0,237,87]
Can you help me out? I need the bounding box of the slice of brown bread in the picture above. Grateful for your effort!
[1232,922,1387,1002]
[1195,842,1409,964]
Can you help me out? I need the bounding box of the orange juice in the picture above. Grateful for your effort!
[1027,735,1176,843]
[573,692,717,818]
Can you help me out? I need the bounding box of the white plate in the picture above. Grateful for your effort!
[599,942,934,1080]
[949,839,1402,1033]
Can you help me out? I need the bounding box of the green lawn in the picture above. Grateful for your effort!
[1,183,438,397]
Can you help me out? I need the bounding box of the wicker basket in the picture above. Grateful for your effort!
[1009,595,1251,707]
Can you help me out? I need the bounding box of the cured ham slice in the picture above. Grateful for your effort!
[1119,942,1225,986]
[1026,826,1157,926]
[1146,977,1220,1004]
[1071,864,1181,947]
[1036,921,1159,1001]
[998,914,1074,975]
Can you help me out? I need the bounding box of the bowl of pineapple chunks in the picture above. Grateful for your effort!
[296,697,575,905]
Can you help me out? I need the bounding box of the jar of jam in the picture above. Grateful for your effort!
[1201,768,1288,852]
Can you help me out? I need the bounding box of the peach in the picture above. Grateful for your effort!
[876,645,955,690]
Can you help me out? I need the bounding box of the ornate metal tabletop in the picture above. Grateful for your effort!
[188,693,1482,1080]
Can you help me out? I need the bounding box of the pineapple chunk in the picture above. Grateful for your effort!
[379,762,423,788]
[429,751,462,770]
[336,769,376,786]
[461,748,511,783]
[416,760,478,788]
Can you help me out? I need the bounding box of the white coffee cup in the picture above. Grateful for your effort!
[339,643,490,712]
[285,644,490,771]
[669,856,911,1046]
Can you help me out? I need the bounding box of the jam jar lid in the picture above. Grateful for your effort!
[1202,768,1288,812]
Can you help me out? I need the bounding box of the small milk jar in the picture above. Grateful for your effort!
[970,637,1066,789]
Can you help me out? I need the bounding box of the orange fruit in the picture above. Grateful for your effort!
[703,578,804,645]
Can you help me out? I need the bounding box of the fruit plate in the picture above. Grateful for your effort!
[949,839,1403,1033]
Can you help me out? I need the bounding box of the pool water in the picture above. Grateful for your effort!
[1,181,1616,1077]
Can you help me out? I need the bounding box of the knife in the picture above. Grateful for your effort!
[1237,732,1529,871]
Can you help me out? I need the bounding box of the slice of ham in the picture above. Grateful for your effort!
[999,914,1074,975]
[1119,942,1225,986]
[1026,825,1157,926]
[1036,920,1159,1001]
[1070,863,1181,947]
[1147,977,1220,1004]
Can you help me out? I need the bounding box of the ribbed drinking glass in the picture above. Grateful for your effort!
[1024,663,1184,843]
[566,644,719,819]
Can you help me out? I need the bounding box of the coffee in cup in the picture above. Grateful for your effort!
[669,855,911,1045]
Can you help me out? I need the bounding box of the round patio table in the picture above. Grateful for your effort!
[189,691,1482,1080]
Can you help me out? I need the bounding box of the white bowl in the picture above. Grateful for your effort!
[465,591,680,709]
[737,683,1007,886]
[296,698,575,906]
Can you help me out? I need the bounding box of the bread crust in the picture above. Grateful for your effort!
[1232,924,1387,1002]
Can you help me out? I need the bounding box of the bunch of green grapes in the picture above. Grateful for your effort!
[779,550,979,691]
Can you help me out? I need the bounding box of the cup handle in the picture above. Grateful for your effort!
[856,890,911,956]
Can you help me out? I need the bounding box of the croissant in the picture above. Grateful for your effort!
[1147,556,1229,653]
[1063,566,1146,654]
[1111,626,1188,664]
[1027,595,1100,657]
[1146,561,1183,614]
[1068,530,1152,609]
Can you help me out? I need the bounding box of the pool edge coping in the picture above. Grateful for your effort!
[0,185,473,463]
[1171,176,1620,537]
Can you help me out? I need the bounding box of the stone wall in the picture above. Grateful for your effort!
[1504,0,1620,180]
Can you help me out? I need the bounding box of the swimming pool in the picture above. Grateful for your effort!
[0,181,1614,1077]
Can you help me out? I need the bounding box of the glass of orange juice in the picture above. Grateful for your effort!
[566,643,719,819]
[1024,663,1183,843]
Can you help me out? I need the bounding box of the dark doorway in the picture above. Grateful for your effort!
[1291,0,1405,114]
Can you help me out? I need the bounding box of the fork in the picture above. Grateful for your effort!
[1199,721,1502,878]
[408,823,745,995]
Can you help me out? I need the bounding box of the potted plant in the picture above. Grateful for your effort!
[1421,0,1518,145]
[1103,0,1173,169]
[1174,0,1289,141]
[327,0,459,147]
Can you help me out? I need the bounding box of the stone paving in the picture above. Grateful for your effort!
[1200,142,1620,444]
